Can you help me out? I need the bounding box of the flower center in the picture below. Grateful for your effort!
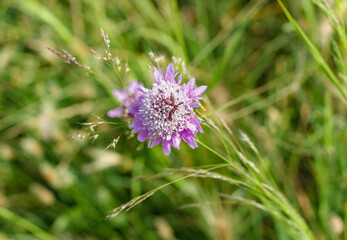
[139,81,192,140]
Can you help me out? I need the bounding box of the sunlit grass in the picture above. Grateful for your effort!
[1,0,347,239]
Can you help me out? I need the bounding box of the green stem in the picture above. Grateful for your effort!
[0,207,57,240]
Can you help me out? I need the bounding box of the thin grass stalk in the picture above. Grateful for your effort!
[197,134,315,240]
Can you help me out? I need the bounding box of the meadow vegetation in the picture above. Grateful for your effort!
[0,0,346,239]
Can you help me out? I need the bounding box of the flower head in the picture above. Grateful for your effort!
[129,63,207,155]
[107,80,144,120]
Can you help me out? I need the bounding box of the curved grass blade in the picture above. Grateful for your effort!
[276,0,347,103]
[0,207,57,240]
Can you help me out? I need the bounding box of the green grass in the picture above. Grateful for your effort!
[1,0,347,239]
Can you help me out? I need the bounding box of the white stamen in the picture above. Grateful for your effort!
[139,81,193,140]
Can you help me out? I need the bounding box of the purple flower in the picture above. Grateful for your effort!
[107,80,144,120]
[129,63,207,155]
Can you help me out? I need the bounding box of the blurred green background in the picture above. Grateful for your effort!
[1,0,346,239]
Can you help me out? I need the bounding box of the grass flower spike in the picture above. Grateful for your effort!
[129,63,207,155]
[107,80,144,120]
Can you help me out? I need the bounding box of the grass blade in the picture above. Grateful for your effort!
[0,207,57,240]
[276,0,347,103]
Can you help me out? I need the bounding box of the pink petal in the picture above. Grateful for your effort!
[181,131,198,149]
[190,85,207,97]
[197,125,204,134]
[181,83,187,94]
[177,74,182,84]
[147,138,152,148]
[107,107,124,118]
[186,78,196,92]
[165,63,175,83]
[190,102,200,108]
[187,122,197,132]
[137,130,148,142]
[185,138,198,149]
[127,80,138,94]
[133,84,145,98]
[171,132,181,149]
[151,137,163,148]
[154,68,164,83]
[129,115,144,133]
[162,140,171,155]
[129,103,139,114]
[189,139,198,148]
[188,118,202,133]
[191,96,203,100]
[130,127,141,133]
[190,117,201,125]
[112,89,127,102]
